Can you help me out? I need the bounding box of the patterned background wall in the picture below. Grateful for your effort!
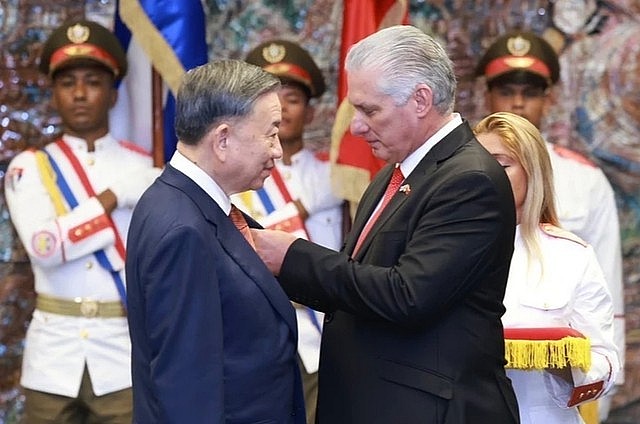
[1,0,639,422]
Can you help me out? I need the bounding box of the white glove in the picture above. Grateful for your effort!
[110,166,162,209]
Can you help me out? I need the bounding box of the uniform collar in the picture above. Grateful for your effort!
[61,133,116,151]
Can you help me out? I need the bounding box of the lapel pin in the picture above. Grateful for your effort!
[399,184,411,195]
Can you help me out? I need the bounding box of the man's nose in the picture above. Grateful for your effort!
[272,136,283,160]
[511,92,526,107]
[350,113,368,137]
[72,82,87,99]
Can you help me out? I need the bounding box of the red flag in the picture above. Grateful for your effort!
[330,0,409,203]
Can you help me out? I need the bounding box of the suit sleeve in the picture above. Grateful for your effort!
[141,225,225,423]
[279,169,511,328]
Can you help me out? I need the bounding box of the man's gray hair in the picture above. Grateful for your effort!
[346,25,456,115]
[175,59,281,145]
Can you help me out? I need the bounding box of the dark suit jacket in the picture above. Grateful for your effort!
[279,121,520,424]
[126,165,305,424]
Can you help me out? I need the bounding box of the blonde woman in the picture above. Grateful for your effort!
[474,112,620,424]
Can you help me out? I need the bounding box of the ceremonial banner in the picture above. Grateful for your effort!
[117,0,208,162]
[110,13,153,154]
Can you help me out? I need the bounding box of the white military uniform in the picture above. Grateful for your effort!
[547,142,625,387]
[503,224,621,424]
[232,148,343,374]
[5,134,157,397]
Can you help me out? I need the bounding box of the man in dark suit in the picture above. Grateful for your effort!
[252,25,520,424]
[125,60,305,423]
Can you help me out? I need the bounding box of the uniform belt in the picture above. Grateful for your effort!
[36,294,126,318]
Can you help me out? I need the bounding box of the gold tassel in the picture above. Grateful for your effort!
[505,337,591,371]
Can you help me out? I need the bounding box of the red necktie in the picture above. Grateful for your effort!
[229,204,256,249]
[352,167,404,256]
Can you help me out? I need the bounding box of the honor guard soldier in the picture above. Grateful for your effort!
[235,39,344,424]
[476,31,624,424]
[5,19,160,423]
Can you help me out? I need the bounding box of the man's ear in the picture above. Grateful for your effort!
[304,103,315,125]
[414,83,433,118]
[109,86,118,109]
[483,86,492,112]
[542,86,556,117]
[51,93,59,111]
[211,123,231,161]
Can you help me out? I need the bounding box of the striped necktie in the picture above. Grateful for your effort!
[229,204,256,249]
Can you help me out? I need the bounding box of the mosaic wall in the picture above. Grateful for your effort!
[1,0,639,422]
[0,2,86,422]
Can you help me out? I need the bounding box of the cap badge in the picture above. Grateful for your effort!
[67,23,90,44]
[506,36,531,57]
[262,43,286,64]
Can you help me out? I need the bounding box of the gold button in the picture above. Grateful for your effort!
[86,261,93,269]
[80,329,89,339]
[86,157,95,166]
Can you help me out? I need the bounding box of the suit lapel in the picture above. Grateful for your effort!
[159,166,298,336]
[349,121,476,259]
[345,165,394,255]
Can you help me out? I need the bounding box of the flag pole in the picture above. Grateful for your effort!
[152,67,165,167]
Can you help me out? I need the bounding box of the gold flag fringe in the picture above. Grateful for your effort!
[505,336,591,372]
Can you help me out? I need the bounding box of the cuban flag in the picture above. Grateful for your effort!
[112,0,208,164]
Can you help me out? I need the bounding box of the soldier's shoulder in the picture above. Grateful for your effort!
[550,144,597,168]
[540,223,588,247]
[118,140,152,158]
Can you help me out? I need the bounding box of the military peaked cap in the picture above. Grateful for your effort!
[246,39,325,98]
[39,20,127,80]
[476,31,560,88]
